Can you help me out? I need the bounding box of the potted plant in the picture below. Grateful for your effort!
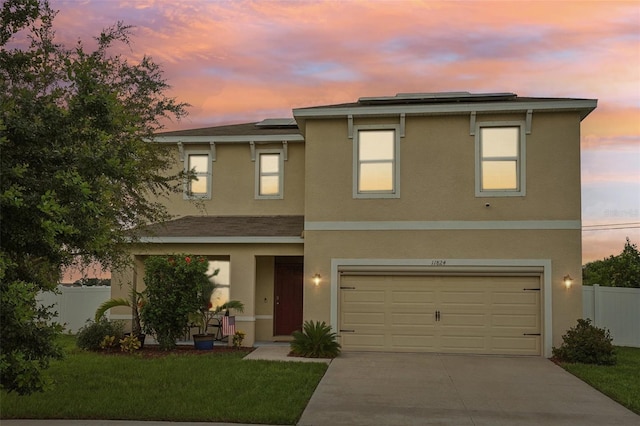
[190,279,244,350]
[94,286,146,348]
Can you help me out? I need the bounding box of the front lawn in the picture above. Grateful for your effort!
[560,346,640,415]
[0,335,328,425]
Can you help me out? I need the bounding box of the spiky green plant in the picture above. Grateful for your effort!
[94,287,145,335]
[95,298,131,321]
[290,320,341,358]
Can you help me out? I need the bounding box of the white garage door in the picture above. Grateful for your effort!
[339,275,541,355]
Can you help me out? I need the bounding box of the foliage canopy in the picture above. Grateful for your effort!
[583,238,640,288]
[0,0,187,393]
[140,255,210,350]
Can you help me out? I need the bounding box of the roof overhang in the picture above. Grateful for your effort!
[293,98,598,132]
[152,133,304,144]
[137,236,304,244]
[294,99,598,119]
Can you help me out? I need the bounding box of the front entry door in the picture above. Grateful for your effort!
[274,259,303,336]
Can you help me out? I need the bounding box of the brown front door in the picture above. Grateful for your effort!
[274,259,303,336]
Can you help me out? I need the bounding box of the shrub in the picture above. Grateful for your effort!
[119,334,142,353]
[140,254,210,350]
[233,330,246,348]
[0,278,64,394]
[290,320,341,358]
[76,319,124,351]
[552,318,616,365]
[100,336,117,351]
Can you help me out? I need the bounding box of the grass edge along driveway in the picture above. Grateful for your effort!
[560,346,640,415]
[4,337,638,422]
[0,335,328,425]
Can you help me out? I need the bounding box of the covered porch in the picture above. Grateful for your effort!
[111,215,305,346]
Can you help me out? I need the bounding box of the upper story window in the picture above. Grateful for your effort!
[185,152,211,199]
[354,126,400,199]
[475,122,526,197]
[255,149,284,199]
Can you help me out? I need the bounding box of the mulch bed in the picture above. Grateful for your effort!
[100,344,255,359]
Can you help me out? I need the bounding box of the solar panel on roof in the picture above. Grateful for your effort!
[358,92,517,105]
[395,92,473,99]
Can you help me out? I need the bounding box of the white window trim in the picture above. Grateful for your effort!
[353,124,401,199]
[255,148,284,200]
[183,150,212,200]
[475,121,526,197]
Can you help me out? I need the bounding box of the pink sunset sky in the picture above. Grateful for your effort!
[26,0,640,276]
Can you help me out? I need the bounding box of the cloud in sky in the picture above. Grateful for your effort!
[27,0,640,265]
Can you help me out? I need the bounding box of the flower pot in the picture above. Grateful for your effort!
[193,333,215,350]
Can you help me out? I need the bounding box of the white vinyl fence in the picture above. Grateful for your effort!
[37,285,111,333]
[583,284,640,347]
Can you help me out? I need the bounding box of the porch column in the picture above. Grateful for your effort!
[229,251,256,346]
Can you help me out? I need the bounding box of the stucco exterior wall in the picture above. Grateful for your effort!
[304,112,582,222]
[301,110,584,354]
[302,229,582,350]
[255,256,276,340]
[159,142,305,217]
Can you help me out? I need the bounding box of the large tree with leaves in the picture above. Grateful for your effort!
[1,0,188,394]
[583,238,640,288]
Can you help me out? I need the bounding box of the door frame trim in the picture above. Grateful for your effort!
[331,258,552,357]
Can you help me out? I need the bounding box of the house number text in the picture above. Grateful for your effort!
[431,260,447,266]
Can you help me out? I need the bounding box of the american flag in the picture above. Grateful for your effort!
[222,315,236,336]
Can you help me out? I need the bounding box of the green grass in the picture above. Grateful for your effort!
[1,335,328,424]
[561,346,640,415]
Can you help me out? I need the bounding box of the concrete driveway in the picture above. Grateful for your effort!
[298,352,639,426]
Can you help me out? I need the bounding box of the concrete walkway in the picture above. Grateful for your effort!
[4,349,638,426]
[298,351,639,426]
[243,344,331,364]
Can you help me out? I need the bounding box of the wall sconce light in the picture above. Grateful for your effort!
[563,274,574,288]
[312,273,321,286]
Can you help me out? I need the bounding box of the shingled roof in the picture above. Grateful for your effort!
[138,215,304,239]
[293,92,598,125]
[155,122,301,138]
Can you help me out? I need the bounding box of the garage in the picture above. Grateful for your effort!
[339,274,541,355]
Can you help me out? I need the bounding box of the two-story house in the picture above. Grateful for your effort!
[112,92,597,357]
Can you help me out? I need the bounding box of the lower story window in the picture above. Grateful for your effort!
[208,260,230,308]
